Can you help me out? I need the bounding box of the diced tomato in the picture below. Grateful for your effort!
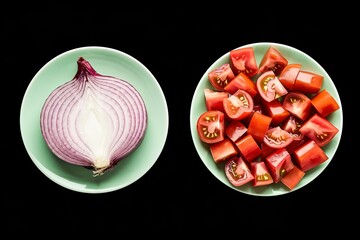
[235,134,262,163]
[263,126,293,149]
[208,63,235,91]
[310,89,340,118]
[281,115,304,141]
[242,104,262,127]
[256,70,288,102]
[225,156,254,187]
[261,99,290,126]
[299,113,339,147]
[225,120,247,142]
[223,89,254,121]
[223,72,258,97]
[250,161,274,187]
[229,47,258,77]
[209,138,238,163]
[247,111,272,143]
[260,142,276,161]
[265,148,294,183]
[258,46,288,76]
[283,91,313,121]
[293,70,323,94]
[292,139,328,171]
[204,88,228,112]
[280,165,305,190]
[278,63,302,90]
[196,110,225,144]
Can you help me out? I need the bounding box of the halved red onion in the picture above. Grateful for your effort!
[40,57,148,176]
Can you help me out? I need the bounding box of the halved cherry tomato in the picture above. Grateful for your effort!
[208,63,235,91]
[263,126,293,149]
[310,89,340,118]
[250,161,274,187]
[293,139,328,171]
[223,89,254,121]
[299,113,339,147]
[229,47,258,77]
[265,148,294,183]
[256,70,288,102]
[204,88,228,112]
[210,138,238,163]
[278,63,302,90]
[292,70,323,94]
[235,133,262,162]
[258,46,288,76]
[225,156,254,187]
[247,111,272,143]
[223,72,258,98]
[280,165,305,190]
[196,110,225,144]
[283,91,312,121]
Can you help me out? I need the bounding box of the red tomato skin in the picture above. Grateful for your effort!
[261,99,290,126]
[225,156,254,187]
[283,92,313,121]
[229,47,258,77]
[235,134,262,163]
[299,113,339,147]
[293,139,328,171]
[204,89,228,112]
[210,138,238,163]
[208,63,235,91]
[293,70,323,94]
[225,121,247,142]
[278,63,302,90]
[280,165,305,190]
[223,89,254,121]
[310,89,340,118]
[247,112,272,143]
[258,46,289,76]
[223,72,258,98]
[196,110,225,144]
[250,161,274,186]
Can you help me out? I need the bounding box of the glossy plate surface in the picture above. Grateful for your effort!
[190,42,343,196]
[20,46,169,193]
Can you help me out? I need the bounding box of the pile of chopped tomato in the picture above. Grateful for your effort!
[197,46,340,190]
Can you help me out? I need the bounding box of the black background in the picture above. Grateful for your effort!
[3,4,356,235]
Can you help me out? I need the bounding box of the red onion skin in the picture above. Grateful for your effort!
[40,57,148,176]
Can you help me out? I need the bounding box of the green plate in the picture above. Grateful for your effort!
[190,42,343,196]
[20,46,169,193]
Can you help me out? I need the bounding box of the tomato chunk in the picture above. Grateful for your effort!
[225,156,254,187]
[283,91,312,121]
[204,88,228,112]
[196,110,225,144]
[208,63,235,91]
[263,126,293,149]
[247,112,272,143]
[250,161,274,187]
[265,148,294,183]
[293,139,328,171]
[235,134,262,163]
[223,89,254,121]
[280,165,305,190]
[225,120,247,142]
[310,89,340,118]
[210,138,238,163]
[229,47,258,77]
[293,70,323,94]
[258,46,288,76]
[256,70,288,102]
[224,72,258,98]
[278,63,302,90]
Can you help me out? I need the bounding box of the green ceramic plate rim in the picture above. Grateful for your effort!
[190,42,343,196]
[20,46,169,193]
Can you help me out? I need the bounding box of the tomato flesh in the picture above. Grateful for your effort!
[258,46,288,76]
[196,110,225,144]
[279,63,301,90]
[293,70,323,94]
[250,161,274,186]
[293,139,328,171]
[256,70,288,102]
[204,88,228,112]
[265,148,294,183]
[283,91,312,121]
[225,156,254,187]
[223,89,254,121]
[224,72,258,97]
[210,138,238,163]
[208,63,235,91]
[310,89,340,118]
[263,126,293,149]
[299,113,339,147]
[229,47,258,77]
